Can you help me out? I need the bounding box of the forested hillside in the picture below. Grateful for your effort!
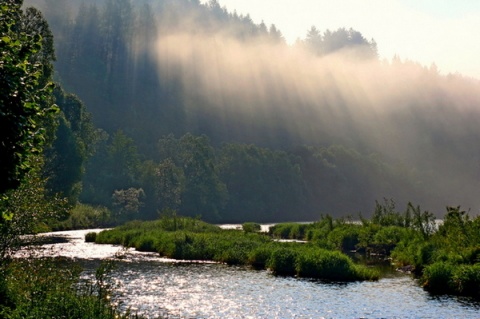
[25,0,480,222]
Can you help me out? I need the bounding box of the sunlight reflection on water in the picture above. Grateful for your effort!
[18,229,480,319]
[107,261,480,319]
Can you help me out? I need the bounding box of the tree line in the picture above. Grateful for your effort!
[77,131,425,223]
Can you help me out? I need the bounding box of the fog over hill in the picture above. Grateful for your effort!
[26,0,480,219]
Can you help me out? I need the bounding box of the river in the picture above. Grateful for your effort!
[18,229,480,319]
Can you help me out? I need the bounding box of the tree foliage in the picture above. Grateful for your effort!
[0,0,57,196]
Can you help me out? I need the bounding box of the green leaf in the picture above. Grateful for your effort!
[2,210,14,221]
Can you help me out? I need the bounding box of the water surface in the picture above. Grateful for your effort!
[20,229,480,319]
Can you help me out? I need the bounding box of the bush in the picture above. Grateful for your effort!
[216,246,249,265]
[52,204,112,230]
[267,248,298,275]
[242,222,261,233]
[269,223,308,240]
[373,226,409,246]
[421,262,455,294]
[134,235,156,252]
[327,225,361,251]
[452,264,480,297]
[85,232,97,242]
[295,248,356,281]
[247,245,275,268]
[94,217,380,282]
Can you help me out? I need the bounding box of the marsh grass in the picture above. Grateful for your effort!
[247,245,276,268]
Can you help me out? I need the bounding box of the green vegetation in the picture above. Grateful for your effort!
[50,204,112,231]
[0,0,57,197]
[85,231,98,242]
[94,202,479,298]
[242,222,261,233]
[0,258,144,319]
[1,0,480,316]
[95,216,379,282]
[0,2,147,318]
[270,202,480,298]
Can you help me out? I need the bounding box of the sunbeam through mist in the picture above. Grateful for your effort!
[28,0,480,218]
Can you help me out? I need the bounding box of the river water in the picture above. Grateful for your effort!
[19,229,480,319]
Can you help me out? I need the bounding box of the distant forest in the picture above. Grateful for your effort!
[26,0,480,222]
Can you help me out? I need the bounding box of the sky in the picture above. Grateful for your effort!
[202,0,480,79]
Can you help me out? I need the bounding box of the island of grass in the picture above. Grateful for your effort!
[92,217,379,282]
[90,202,480,298]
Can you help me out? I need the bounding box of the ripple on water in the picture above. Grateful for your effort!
[18,229,480,319]
[106,261,480,319]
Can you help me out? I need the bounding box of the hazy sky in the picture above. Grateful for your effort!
[202,0,480,79]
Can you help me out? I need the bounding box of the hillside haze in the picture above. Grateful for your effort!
[26,0,480,220]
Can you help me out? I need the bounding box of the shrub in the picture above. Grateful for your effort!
[242,222,261,233]
[373,226,409,246]
[421,262,455,294]
[216,246,249,265]
[134,235,156,252]
[327,225,361,251]
[295,248,356,281]
[267,248,298,275]
[85,232,97,242]
[390,235,424,268]
[52,204,112,230]
[269,223,308,240]
[288,223,309,239]
[247,245,275,268]
[452,264,480,297]
[352,264,380,281]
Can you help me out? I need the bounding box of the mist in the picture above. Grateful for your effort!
[152,24,480,214]
[25,0,480,217]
